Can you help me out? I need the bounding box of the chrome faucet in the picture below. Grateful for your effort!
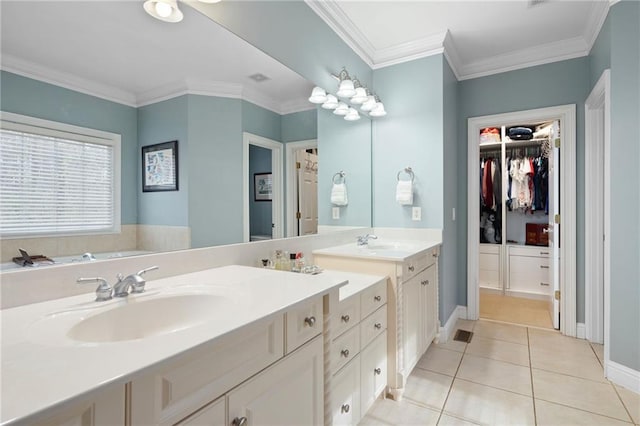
[113,266,159,297]
[356,234,378,247]
[77,277,113,302]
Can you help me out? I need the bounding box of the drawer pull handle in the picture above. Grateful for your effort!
[341,349,350,358]
[432,252,438,257]
[408,265,415,272]
[540,251,549,255]
[232,417,247,426]
[304,316,316,327]
[374,295,382,302]
[540,282,550,286]
[421,280,429,286]
[374,367,382,375]
[341,314,350,323]
[540,265,549,269]
[341,404,350,414]
[374,322,382,330]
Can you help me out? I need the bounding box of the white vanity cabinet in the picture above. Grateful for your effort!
[315,244,440,401]
[130,297,324,426]
[507,245,551,296]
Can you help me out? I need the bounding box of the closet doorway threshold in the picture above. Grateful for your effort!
[480,289,553,329]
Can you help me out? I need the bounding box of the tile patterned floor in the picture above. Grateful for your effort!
[359,319,639,426]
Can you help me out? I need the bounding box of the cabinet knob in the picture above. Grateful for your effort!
[540,251,549,255]
[421,280,429,286]
[432,252,438,258]
[341,314,350,323]
[232,417,248,426]
[341,404,350,414]
[374,367,382,375]
[540,265,549,269]
[304,316,316,327]
[374,322,382,330]
[540,282,550,286]
[374,295,382,302]
[408,265,415,272]
[341,349,350,358]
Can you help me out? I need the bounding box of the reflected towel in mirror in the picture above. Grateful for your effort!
[331,183,348,206]
[396,180,413,205]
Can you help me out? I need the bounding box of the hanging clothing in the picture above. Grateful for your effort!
[492,159,502,207]
[482,158,494,209]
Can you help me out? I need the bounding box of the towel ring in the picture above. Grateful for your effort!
[332,171,346,184]
[397,167,414,183]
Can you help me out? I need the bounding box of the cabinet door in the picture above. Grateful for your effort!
[423,264,438,349]
[176,396,225,426]
[228,336,323,426]
[360,331,387,417]
[402,272,422,375]
[331,356,361,426]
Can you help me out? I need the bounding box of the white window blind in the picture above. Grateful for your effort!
[0,115,120,238]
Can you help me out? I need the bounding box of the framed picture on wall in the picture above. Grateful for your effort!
[142,140,178,192]
[254,173,272,201]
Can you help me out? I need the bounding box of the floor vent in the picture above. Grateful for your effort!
[453,329,473,343]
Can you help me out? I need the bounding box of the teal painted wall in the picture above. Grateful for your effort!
[318,108,371,227]
[187,95,243,248]
[372,55,444,229]
[456,57,591,321]
[589,11,611,87]
[242,100,282,141]
[282,109,317,143]
[0,71,138,224]
[249,145,273,237]
[137,96,189,227]
[607,0,640,371]
[442,58,459,325]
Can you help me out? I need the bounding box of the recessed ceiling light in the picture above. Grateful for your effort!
[249,73,270,83]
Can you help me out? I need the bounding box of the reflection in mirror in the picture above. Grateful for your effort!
[0,0,371,270]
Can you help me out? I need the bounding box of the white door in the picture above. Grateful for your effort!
[549,121,561,329]
[296,150,318,236]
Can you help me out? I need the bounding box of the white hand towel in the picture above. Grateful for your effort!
[396,180,413,205]
[331,183,348,206]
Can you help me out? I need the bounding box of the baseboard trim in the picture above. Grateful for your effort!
[439,305,467,343]
[606,360,640,394]
[576,322,586,339]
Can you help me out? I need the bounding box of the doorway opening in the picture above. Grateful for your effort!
[285,139,318,237]
[467,105,577,337]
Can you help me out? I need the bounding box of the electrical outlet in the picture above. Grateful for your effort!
[332,207,340,220]
[412,207,421,221]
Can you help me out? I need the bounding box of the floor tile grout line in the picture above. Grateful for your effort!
[462,350,530,369]
[530,365,612,385]
[611,380,637,424]
[588,341,605,368]
[452,376,534,399]
[527,327,539,426]
[435,329,471,425]
[534,395,637,424]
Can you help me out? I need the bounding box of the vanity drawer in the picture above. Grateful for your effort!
[360,304,387,350]
[509,245,550,258]
[286,296,323,354]
[331,353,361,426]
[332,325,361,374]
[332,294,361,339]
[403,248,438,281]
[360,280,387,318]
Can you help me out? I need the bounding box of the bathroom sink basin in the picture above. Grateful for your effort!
[67,294,227,343]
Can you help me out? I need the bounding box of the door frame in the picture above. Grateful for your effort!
[243,132,283,242]
[285,139,317,237]
[466,104,577,337]
[584,70,610,365]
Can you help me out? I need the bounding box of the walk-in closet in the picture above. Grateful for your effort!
[478,121,559,329]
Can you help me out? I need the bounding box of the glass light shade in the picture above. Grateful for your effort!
[321,94,339,109]
[350,87,368,104]
[308,86,328,104]
[344,108,361,121]
[143,0,183,23]
[369,102,387,117]
[360,95,377,112]
[336,79,356,98]
[198,0,222,2]
[333,102,349,116]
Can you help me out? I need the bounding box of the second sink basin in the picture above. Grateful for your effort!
[67,294,227,343]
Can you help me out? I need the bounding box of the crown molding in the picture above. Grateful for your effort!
[136,79,244,107]
[442,30,462,81]
[584,1,611,52]
[1,54,137,107]
[370,31,448,70]
[279,99,316,115]
[458,36,589,81]
[304,0,375,67]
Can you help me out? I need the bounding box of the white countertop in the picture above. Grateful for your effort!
[0,265,347,425]
[313,239,441,262]
[317,270,387,301]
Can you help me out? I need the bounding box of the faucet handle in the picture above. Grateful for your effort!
[129,266,159,294]
[137,265,159,276]
[77,277,113,302]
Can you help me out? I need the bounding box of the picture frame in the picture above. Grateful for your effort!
[142,140,178,192]
[254,173,273,201]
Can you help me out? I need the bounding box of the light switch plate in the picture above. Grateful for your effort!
[332,207,340,220]
[452,207,456,221]
[412,207,421,221]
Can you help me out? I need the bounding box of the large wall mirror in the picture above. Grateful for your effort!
[0,1,372,269]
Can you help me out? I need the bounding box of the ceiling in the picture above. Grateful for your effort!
[0,1,314,113]
[306,0,611,79]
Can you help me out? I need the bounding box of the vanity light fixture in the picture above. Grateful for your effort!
[197,0,222,3]
[369,96,387,117]
[333,102,349,116]
[308,86,328,104]
[143,0,183,23]
[335,68,356,98]
[351,86,368,105]
[344,107,361,121]
[322,94,339,109]
[360,94,377,112]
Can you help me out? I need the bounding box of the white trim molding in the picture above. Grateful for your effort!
[242,133,284,243]
[285,139,318,238]
[585,70,611,348]
[439,306,468,343]
[467,105,577,337]
[576,323,586,339]
[606,361,640,394]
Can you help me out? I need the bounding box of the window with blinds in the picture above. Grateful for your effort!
[0,113,120,238]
